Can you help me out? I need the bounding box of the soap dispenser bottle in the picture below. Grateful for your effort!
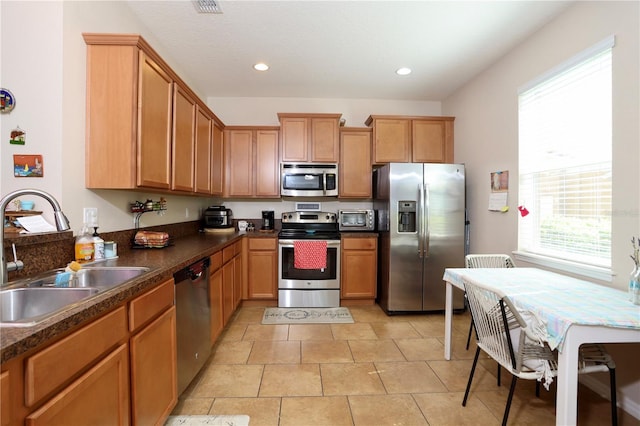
[92,227,105,260]
[75,225,94,263]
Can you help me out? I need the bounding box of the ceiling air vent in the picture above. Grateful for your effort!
[192,0,223,14]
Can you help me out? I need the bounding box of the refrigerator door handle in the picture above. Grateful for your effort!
[418,183,424,258]
[424,183,430,258]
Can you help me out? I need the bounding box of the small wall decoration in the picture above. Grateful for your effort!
[0,88,16,113]
[9,126,25,145]
[488,170,509,212]
[13,154,44,177]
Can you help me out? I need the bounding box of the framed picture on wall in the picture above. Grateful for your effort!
[13,154,43,177]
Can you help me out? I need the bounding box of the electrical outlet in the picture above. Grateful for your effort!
[83,207,98,227]
[185,208,190,218]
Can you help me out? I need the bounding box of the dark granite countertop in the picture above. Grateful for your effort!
[1,231,243,363]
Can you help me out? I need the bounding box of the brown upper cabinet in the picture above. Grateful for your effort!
[211,123,224,196]
[172,84,197,192]
[339,128,372,198]
[223,127,280,198]
[278,113,341,163]
[83,33,224,195]
[365,115,455,164]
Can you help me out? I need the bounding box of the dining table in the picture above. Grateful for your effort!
[442,267,640,426]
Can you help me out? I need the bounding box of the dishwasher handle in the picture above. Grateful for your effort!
[174,257,210,284]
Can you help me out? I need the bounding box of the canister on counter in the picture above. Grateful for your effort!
[104,241,117,258]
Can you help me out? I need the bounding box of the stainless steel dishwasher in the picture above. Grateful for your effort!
[174,257,210,395]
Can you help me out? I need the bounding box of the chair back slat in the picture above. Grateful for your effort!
[465,254,515,269]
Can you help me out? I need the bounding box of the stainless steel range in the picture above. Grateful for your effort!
[278,211,341,307]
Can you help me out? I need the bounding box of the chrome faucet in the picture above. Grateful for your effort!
[1,189,71,285]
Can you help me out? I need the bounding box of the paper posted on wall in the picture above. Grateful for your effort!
[16,215,57,233]
[489,170,509,212]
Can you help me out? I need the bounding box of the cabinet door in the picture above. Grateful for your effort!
[84,43,138,189]
[194,106,213,194]
[1,371,10,426]
[225,130,254,197]
[222,260,235,325]
[171,84,196,192]
[311,117,339,162]
[280,117,308,162]
[137,51,173,189]
[412,120,450,163]
[25,307,128,407]
[339,130,372,198]
[247,245,277,299]
[341,237,377,299]
[209,268,224,344]
[255,130,280,197]
[234,254,243,308]
[211,123,224,196]
[130,307,177,426]
[25,344,130,426]
[373,119,411,164]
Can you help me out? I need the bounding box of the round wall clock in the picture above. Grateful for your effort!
[1,88,16,113]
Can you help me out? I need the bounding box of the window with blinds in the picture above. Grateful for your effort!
[518,36,613,269]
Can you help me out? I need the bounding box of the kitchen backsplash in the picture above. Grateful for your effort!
[221,200,373,218]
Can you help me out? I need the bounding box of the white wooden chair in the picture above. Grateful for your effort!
[461,277,618,426]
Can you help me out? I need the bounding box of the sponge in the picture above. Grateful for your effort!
[54,272,73,287]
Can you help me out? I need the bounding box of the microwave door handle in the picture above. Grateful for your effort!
[322,172,327,196]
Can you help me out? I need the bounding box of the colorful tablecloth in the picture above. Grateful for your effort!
[443,268,640,350]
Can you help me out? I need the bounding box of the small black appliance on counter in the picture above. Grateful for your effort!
[262,210,274,230]
[203,206,234,229]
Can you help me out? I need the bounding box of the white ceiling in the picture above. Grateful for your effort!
[124,0,572,101]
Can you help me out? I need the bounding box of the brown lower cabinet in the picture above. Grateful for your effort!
[2,279,177,426]
[25,344,130,426]
[340,235,378,304]
[247,237,278,300]
[209,252,224,344]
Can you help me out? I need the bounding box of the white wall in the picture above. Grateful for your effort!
[1,2,63,220]
[442,1,640,416]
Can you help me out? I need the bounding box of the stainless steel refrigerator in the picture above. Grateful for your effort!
[374,163,466,313]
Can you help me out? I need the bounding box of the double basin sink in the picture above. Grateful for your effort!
[0,266,150,327]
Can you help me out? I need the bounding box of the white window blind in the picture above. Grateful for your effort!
[518,37,613,269]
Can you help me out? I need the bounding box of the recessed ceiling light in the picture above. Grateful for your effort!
[396,67,412,76]
[253,63,269,71]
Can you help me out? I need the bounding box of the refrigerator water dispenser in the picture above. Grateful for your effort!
[398,201,416,233]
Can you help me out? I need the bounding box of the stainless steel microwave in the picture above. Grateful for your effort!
[281,163,338,197]
[338,209,375,231]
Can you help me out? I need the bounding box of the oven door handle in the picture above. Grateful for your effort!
[278,240,341,247]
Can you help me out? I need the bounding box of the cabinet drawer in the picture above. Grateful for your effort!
[222,245,235,263]
[129,278,174,332]
[342,237,377,250]
[25,306,127,407]
[210,251,222,271]
[248,238,276,251]
[25,344,130,426]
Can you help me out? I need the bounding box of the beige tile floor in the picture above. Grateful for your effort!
[172,305,637,425]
